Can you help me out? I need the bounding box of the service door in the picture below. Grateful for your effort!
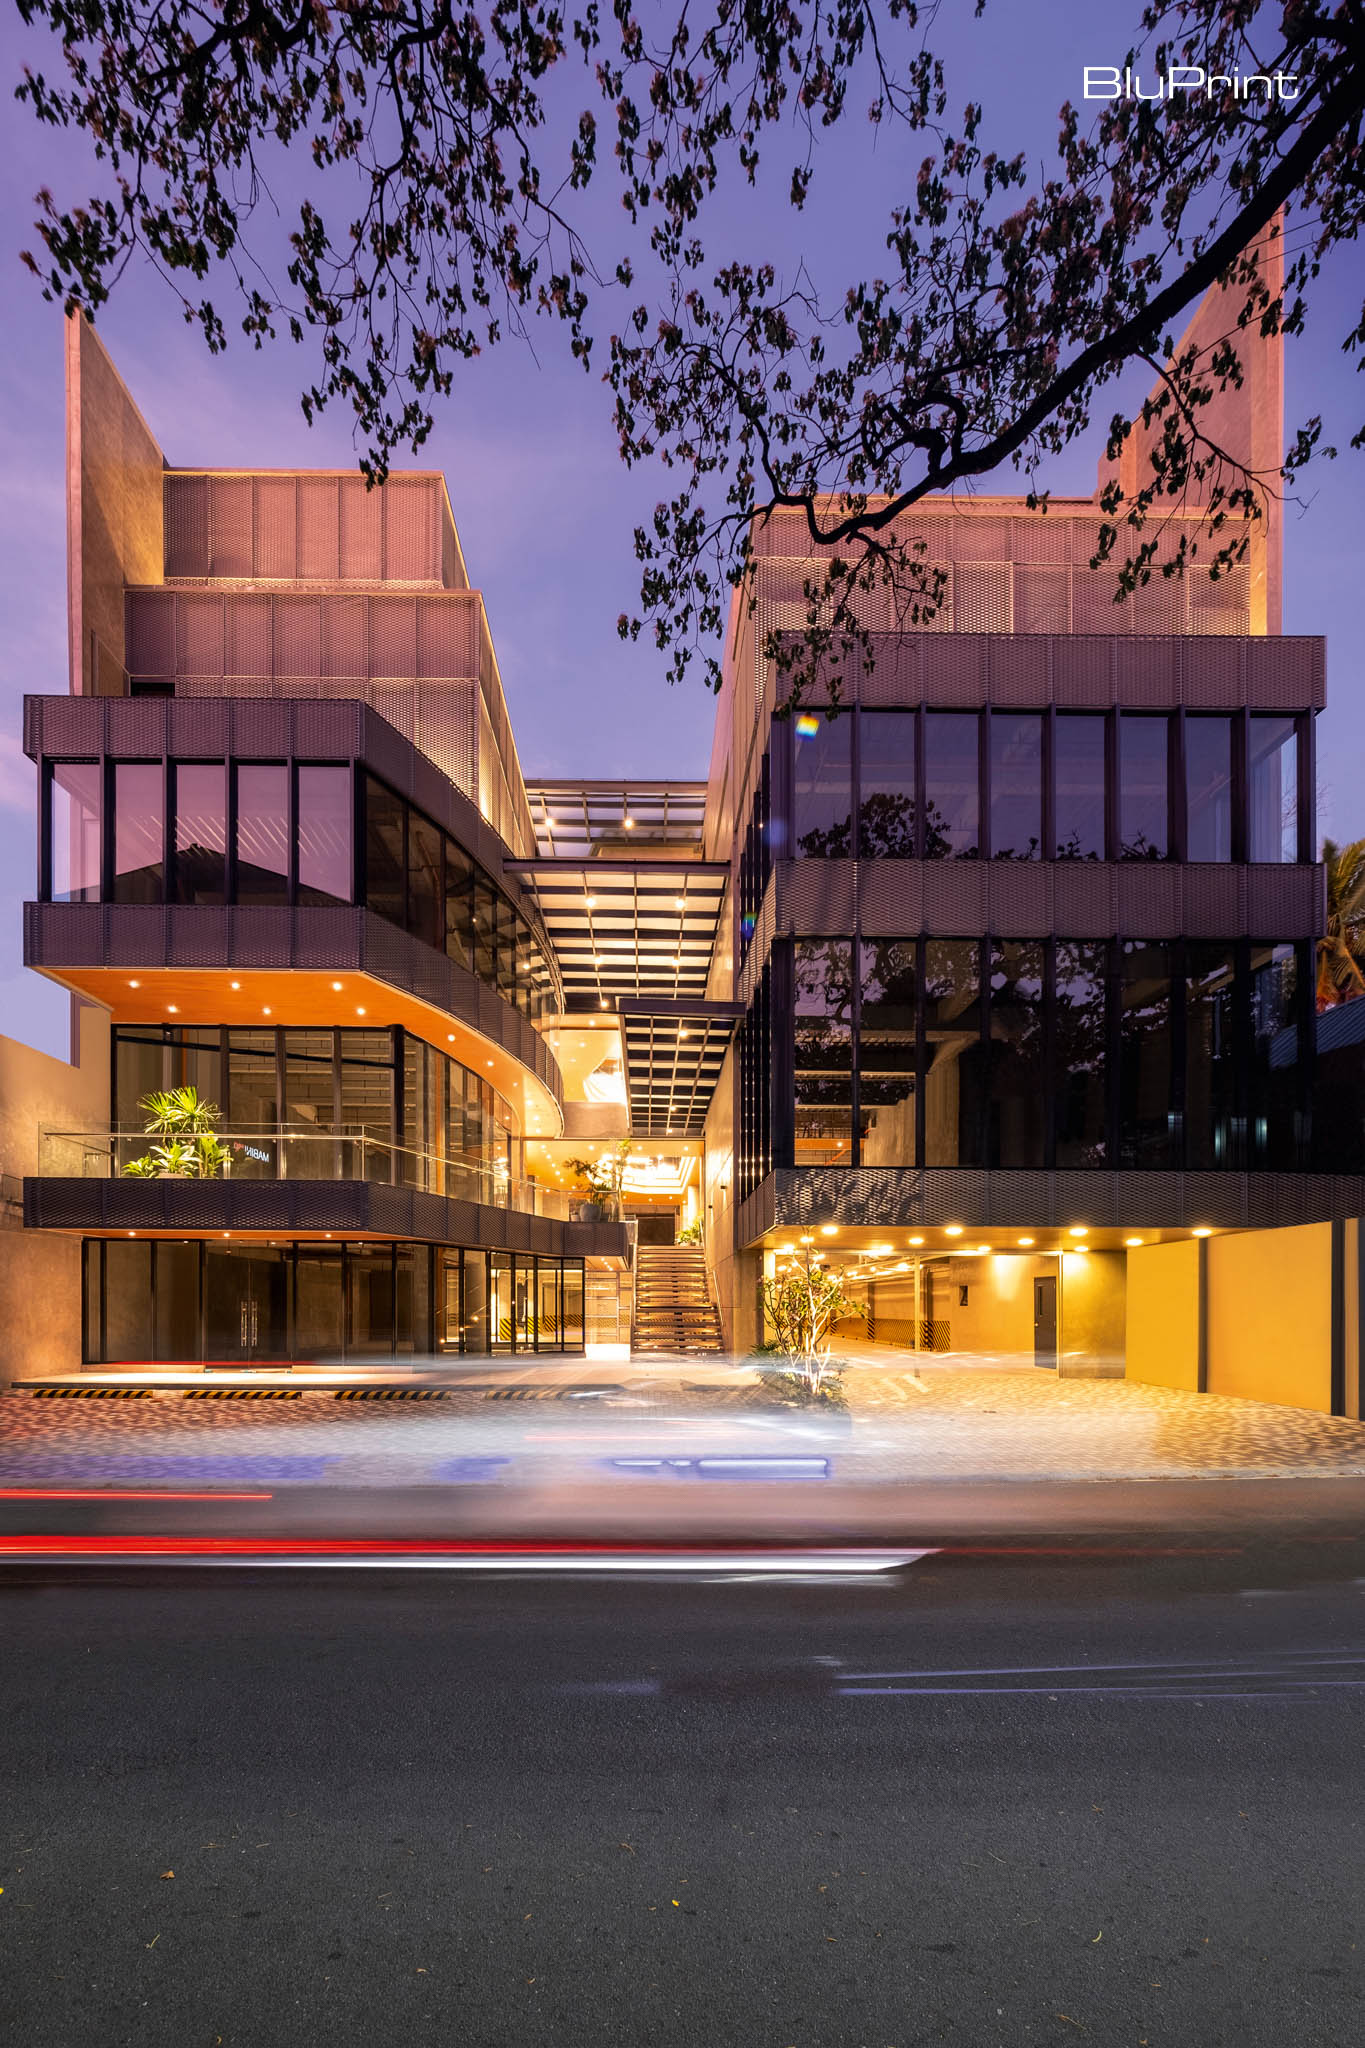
[1033,1275,1058,1370]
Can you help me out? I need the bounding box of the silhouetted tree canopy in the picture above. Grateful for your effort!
[14,1,1365,697]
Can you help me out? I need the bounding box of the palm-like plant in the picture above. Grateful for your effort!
[121,1085,228,1179]
[1317,839,1365,1011]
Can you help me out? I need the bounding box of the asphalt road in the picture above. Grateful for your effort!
[2,1551,1363,2048]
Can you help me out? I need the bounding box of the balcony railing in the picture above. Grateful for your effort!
[37,1126,577,1222]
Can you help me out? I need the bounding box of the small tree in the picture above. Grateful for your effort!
[121,1086,229,1180]
[761,1248,866,1403]
[566,1138,632,1221]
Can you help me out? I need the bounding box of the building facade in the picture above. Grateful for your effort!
[8,267,1365,1410]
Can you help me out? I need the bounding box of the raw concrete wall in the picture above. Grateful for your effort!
[66,314,165,696]
[0,1000,110,1379]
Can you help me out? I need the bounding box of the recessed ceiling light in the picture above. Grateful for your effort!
[127,1230,136,1238]
[908,1236,924,1246]
[128,979,140,989]
[356,1006,366,1016]
[448,1033,455,1042]
[1124,1236,1144,1247]
[1068,1225,1088,1237]
[331,981,343,992]
[1192,1226,1213,1238]
[222,1231,231,1239]
[487,1059,494,1067]
[167,1004,178,1013]
[1018,1236,1035,1247]
[820,1224,838,1236]
[262,1006,272,1016]
[944,1224,964,1237]
[230,980,240,991]
[976,1243,990,1254]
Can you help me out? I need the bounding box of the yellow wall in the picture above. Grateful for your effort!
[1126,1241,1201,1392]
[1059,1250,1126,1377]
[1207,1223,1333,1413]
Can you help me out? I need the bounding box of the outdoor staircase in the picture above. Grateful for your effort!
[630,1243,725,1358]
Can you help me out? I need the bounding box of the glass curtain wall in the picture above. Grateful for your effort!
[112,1025,517,1193]
[766,936,1310,1174]
[857,713,917,857]
[792,716,853,858]
[83,1239,587,1363]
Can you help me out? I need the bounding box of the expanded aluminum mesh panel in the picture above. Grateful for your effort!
[621,1008,736,1137]
[163,472,447,585]
[751,1167,1365,1234]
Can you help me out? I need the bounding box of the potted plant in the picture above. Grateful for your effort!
[121,1086,229,1180]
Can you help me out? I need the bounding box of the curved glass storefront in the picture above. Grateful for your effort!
[112,1024,522,1201]
[43,756,561,1020]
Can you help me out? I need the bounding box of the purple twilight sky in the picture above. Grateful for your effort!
[1,2,1360,1059]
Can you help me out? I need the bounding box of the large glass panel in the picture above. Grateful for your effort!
[987,941,1045,1168]
[923,713,979,858]
[858,939,917,1167]
[1118,942,1175,1165]
[173,763,226,904]
[1054,941,1108,1167]
[535,1259,562,1351]
[1250,942,1301,1170]
[792,713,853,858]
[490,1250,514,1350]
[445,841,473,970]
[104,1239,153,1362]
[513,918,535,1018]
[226,1030,278,1172]
[298,765,353,906]
[50,762,102,902]
[394,1246,427,1355]
[1185,944,1239,1169]
[83,1241,101,1363]
[923,940,984,1166]
[347,1244,395,1358]
[339,1028,393,1182]
[282,1028,338,1178]
[406,809,443,949]
[451,1067,487,1200]
[989,714,1043,860]
[234,763,289,905]
[1185,717,1233,861]
[112,762,163,902]
[115,1030,166,1131]
[794,939,854,1164]
[472,875,498,987]
[462,1249,490,1354]
[1118,716,1168,859]
[364,776,406,925]
[857,711,917,857]
[495,897,519,1007]
[295,1249,345,1360]
[562,1262,584,1350]
[1054,714,1106,860]
[154,1241,200,1361]
[1249,716,1299,862]
[402,1036,438,1189]
[513,1254,534,1350]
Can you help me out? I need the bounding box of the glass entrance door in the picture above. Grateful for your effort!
[205,1246,290,1364]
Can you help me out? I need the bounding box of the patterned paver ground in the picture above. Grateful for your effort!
[2,1360,1364,1484]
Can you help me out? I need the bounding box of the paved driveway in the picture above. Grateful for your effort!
[2,1363,1364,1484]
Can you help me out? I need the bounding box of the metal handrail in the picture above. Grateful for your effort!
[36,1125,578,1222]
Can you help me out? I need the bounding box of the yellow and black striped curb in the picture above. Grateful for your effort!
[183,1388,304,1401]
[334,1388,447,1402]
[30,1386,156,1400]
